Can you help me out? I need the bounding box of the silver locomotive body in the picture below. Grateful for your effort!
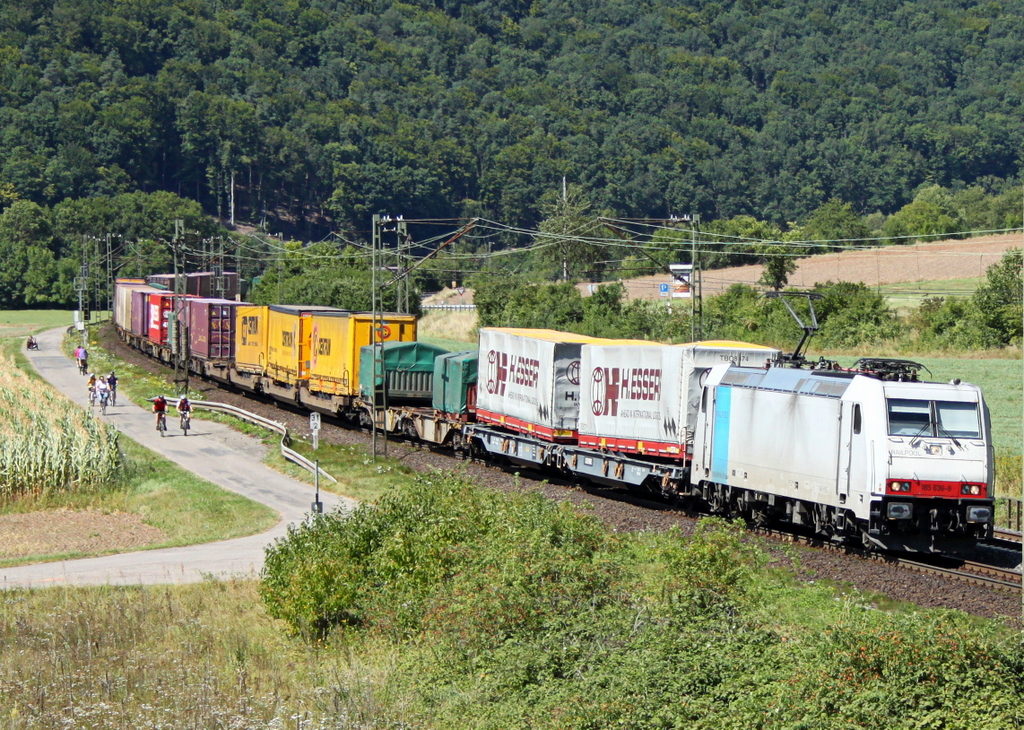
[691,364,993,551]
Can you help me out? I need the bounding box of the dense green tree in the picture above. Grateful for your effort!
[534,183,605,281]
[973,248,1023,346]
[757,246,799,291]
[0,200,57,306]
[883,198,964,244]
[801,199,872,249]
[249,242,418,313]
[4,0,1024,240]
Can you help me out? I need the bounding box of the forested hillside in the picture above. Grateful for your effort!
[3,0,1024,234]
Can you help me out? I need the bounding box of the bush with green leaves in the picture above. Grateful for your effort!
[260,479,1024,729]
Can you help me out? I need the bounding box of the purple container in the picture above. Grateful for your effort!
[130,290,150,337]
[188,298,244,360]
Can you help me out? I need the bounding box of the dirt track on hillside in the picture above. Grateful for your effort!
[589,232,1023,300]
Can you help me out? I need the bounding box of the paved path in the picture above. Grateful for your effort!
[1,326,352,589]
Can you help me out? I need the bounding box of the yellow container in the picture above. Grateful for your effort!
[308,311,417,397]
[235,305,269,373]
[266,305,343,384]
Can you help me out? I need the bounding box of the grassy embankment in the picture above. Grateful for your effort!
[2,475,1021,729]
[0,312,277,567]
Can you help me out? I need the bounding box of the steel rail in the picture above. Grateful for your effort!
[895,557,1021,593]
[992,527,1022,543]
[750,526,1022,594]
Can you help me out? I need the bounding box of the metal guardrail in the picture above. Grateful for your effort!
[160,397,338,484]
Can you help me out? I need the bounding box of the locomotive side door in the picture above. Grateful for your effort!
[697,385,714,480]
[841,401,867,498]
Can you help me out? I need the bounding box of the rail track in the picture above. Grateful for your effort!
[994,527,1022,542]
[899,558,1020,593]
[750,525,1022,594]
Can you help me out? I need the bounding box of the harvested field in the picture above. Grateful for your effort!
[584,232,1024,300]
[0,509,165,560]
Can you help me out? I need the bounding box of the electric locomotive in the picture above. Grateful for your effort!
[690,359,993,552]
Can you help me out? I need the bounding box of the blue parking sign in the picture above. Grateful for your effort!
[659,283,670,297]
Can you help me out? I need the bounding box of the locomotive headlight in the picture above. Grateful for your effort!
[961,484,982,496]
[887,502,913,520]
[967,506,991,523]
[901,482,912,492]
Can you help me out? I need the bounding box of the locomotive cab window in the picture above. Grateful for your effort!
[886,398,980,439]
[936,401,981,439]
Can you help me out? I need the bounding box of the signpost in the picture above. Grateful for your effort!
[309,412,321,451]
[309,412,323,514]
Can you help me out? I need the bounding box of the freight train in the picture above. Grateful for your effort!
[112,277,995,553]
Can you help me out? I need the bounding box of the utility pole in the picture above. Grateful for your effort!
[213,237,226,299]
[75,238,89,349]
[235,237,242,301]
[690,214,703,341]
[171,219,189,397]
[105,233,116,322]
[371,214,405,460]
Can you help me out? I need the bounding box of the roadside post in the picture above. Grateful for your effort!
[310,413,323,514]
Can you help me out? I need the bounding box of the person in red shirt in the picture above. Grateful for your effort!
[153,395,168,430]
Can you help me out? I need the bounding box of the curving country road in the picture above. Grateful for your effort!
[0,326,353,589]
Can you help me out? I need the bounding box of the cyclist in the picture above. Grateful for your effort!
[96,376,111,412]
[26,335,37,350]
[74,345,88,374]
[107,372,118,406]
[177,396,192,434]
[153,394,168,431]
[87,373,97,404]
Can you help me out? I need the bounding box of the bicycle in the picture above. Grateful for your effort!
[156,411,167,436]
[88,386,97,406]
[99,390,109,416]
[180,410,191,436]
[109,387,117,407]
[78,359,88,376]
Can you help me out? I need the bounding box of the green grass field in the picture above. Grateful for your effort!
[875,276,983,314]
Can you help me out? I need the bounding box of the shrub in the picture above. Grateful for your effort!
[260,473,614,640]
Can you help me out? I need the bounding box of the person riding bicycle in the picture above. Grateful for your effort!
[107,371,118,405]
[87,373,97,403]
[177,396,192,430]
[96,377,110,408]
[26,335,37,350]
[153,395,168,429]
[74,345,88,373]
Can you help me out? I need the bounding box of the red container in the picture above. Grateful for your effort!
[147,292,176,344]
[188,298,244,360]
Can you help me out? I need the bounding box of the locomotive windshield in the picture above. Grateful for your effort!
[887,398,981,439]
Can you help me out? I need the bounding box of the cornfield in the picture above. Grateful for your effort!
[0,356,121,500]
